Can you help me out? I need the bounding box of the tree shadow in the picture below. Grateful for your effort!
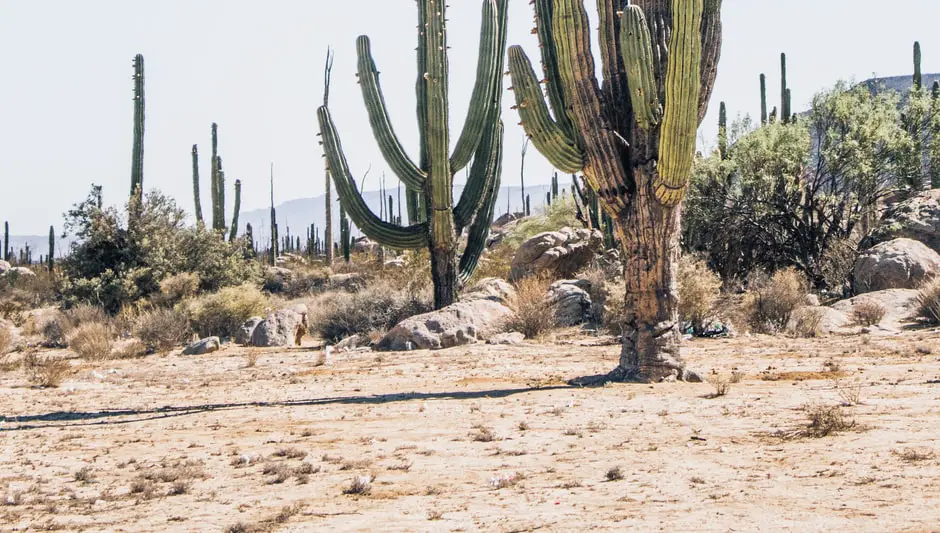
[0,385,570,432]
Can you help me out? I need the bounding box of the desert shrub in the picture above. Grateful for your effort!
[24,352,72,388]
[851,299,887,326]
[113,338,149,359]
[23,310,71,348]
[0,325,11,354]
[916,278,940,324]
[184,284,268,339]
[312,284,432,343]
[65,304,109,328]
[506,275,556,339]
[135,308,193,352]
[152,272,200,307]
[578,267,611,329]
[500,197,580,250]
[601,284,625,336]
[66,323,113,360]
[283,267,333,298]
[741,268,807,333]
[790,307,824,338]
[678,255,722,336]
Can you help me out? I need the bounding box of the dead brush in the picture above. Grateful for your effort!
[343,474,375,495]
[851,300,886,326]
[779,404,857,439]
[893,448,936,463]
[469,425,497,442]
[66,322,113,360]
[506,274,557,339]
[915,277,940,324]
[0,325,12,355]
[706,375,731,398]
[24,351,72,388]
[835,379,863,406]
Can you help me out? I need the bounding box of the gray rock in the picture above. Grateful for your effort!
[785,306,849,336]
[547,279,594,327]
[352,237,379,254]
[510,227,604,281]
[487,332,525,345]
[0,260,10,274]
[804,294,821,307]
[3,266,35,279]
[853,238,940,293]
[235,317,263,345]
[377,279,515,351]
[250,308,307,347]
[182,337,221,355]
[870,189,940,253]
[336,333,372,351]
[831,289,921,328]
[383,258,406,269]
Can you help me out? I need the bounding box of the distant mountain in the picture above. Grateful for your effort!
[1,234,72,264]
[863,73,940,96]
[240,183,558,243]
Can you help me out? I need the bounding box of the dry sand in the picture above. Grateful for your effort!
[2,328,940,532]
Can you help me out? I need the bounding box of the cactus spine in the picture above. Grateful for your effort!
[130,54,145,201]
[718,101,728,160]
[318,0,508,308]
[914,41,923,91]
[507,0,722,382]
[760,73,767,125]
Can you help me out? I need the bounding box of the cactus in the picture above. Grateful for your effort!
[718,101,728,160]
[269,163,279,264]
[130,54,145,201]
[551,172,559,201]
[520,137,529,215]
[210,124,222,231]
[508,0,721,382]
[525,194,531,217]
[760,73,767,125]
[933,81,940,100]
[47,226,54,272]
[3,221,8,261]
[192,145,204,226]
[318,0,508,308]
[339,205,351,263]
[228,179,241,242]
[780,53,790,124]
[245,223,255,257]
[914,41,923,91]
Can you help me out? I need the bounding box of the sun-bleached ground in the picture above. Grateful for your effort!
[2,328,940,532]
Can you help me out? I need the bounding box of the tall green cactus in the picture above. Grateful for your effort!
[47,226,54,272]
[192,145,204,226]
[210,123,222,231]
[339,205,351,263]
[228,179,241,242]
[3,221,8,261]
[718,101,728,160]
[760,73,767,125]
[130,54,145,201]
[914,41,923,91]
[780,52,790,124]
[318,0,508,308]
[269,163,278,264]
[508,0,721,382]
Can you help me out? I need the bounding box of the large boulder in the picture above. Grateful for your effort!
[785,306,850,336]
[352,237,379,255]
[0,260,10,275]
[831,289,921,328]
[234,317,263,345]
[870,189,940,253]
[510,227,604,281]
[547,279,594,327]
[250,305,308,347]
[377,278,515,351]
[853,238,940,293]
[182,337,221,355]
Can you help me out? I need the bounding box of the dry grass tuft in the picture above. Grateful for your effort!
[742,268,807,333]
[851,300,886,326]
[343,474,374,495]
[707,375,731,398]
[781,404,857,439]
[791,307,824,338]
[506,275,556,339]
[915,278,940,324]
[66,323,113,360]
[0,325,12,355]
[893,448,936,463]
[24,351,72,388]
[469,425,497,442]
[134,308,192,352]
[605,466,624,482]
[678,255,722,335]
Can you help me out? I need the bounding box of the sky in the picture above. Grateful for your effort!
[2,0,940,235]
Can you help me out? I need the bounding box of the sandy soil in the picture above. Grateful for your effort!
[2,328,940,533]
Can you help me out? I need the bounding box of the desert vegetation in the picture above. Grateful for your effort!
[2,1,940,531]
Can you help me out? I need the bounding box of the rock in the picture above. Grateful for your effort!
[492,212,524,228]
[328,273,367,292]
[182,337,221,355]
[831,289,921,328]
[487,332,525,345]
[2,266,35,279]
[853,238,940,293]
[510,227,604,281]
[234,317,263,345]
[547,279,594,327]
[0,260,10,274]
[250,308,307,347]
[377,279,515,351]
[804,294,821,307]
[384,258,406,269]
[785,306,849,336]
[336,334,372,351]
[262,267,294,292]
[352,237,379,255]
[870,189,940,253]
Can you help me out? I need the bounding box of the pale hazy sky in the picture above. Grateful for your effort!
[2,1,939,234]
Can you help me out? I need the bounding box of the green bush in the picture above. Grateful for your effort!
[184,285,269,339]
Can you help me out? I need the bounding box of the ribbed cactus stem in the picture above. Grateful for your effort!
[760,73,767,125]
[525,194,531,216]
[47,226,54,272]
[914,41,923,91]
[192,145,204,226]
[780,52,789,124]
[245,223,255,256]
[3,221,9,261]
[270,163,278,264]
[130,54,145,200]
[218,163,226,231]
[210,123,220,230]
[620,4,662,130]
[228,179,241,242]
[718,101,728,160]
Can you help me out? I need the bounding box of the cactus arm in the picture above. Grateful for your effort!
[619,4,663,131]
[533,0,575,137]
[356,36,427,190]
[191,145,204,226]
[449,0,505,172]
[653,0,704,206]
[218,163,226,230]
[454,116,501,231]
[596,0,633,135]
[698,0,722,122]
[507,46,584,173]
[425,0,456,253]
[228,179,241,242]
[459,122,503,284]
[318,106,426,249]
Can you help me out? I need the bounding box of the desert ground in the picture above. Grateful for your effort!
[2,329,940,533]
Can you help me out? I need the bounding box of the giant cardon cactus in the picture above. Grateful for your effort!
[130,54,145,201]
[508,0,722,382]
[318,0,508,308]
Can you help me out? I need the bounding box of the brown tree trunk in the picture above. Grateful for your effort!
[430,245,458,309]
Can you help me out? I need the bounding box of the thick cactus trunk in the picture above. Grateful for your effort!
[192,145,204,226]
